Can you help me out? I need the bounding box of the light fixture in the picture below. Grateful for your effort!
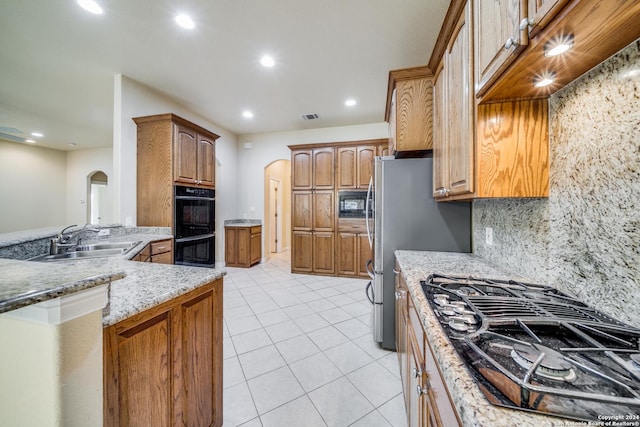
[77,0,103,15]
[25,139,36,144]
[345,99,357,107]
[260,55,275,68]
[31,132,43,138]
[68,143,77,147]
[242,110,254,119]
[533,72,557,88]
[175,14,195,29]
[544,34,574,57]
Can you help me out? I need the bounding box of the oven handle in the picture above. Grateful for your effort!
[175,233,215,243]
[175,196,216,201]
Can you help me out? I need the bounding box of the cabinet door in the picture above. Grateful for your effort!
[250,232,261,265]
[292,191,313,230]
[527,0,570,36]
[389,89,397,153]
[174,124,198,184]
[151,251,173,264]
[356,234,372,278]
[292,231,313,272]
[395,78,433,153]
[378,144,390,157]
[407,334,424,427]
[432,61,448,199]
[292,150,313,190]
[356,146,376,189]
[173,286,222,427]
[197,134,216,187]
[474,0,528,96]
[337,232,357,276]
[312,190,335,232]
[313,232,335,274]
[447,1,474,197]
[225,228,238,265]
[312,147,335,189]
[395,274,408,402]
[337,147,357,189]
[236,228,250,266]
[104,312,173,427]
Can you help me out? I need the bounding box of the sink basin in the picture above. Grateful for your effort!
[75,241,140,252]
[28,241,141,262]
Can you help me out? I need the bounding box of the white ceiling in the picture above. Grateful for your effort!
[0,0,449,151]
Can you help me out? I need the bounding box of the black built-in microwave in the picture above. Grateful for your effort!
[338,190,372,218]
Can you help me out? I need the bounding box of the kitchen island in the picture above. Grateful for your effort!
[394,250,563,427]
[0,228,226,427]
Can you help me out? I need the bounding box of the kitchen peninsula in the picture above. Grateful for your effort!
[0,227,226,427]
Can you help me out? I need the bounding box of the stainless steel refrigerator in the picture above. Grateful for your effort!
[366,155,471,350]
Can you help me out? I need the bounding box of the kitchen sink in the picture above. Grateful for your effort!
[28,241,141,262]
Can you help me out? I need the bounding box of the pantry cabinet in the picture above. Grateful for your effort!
[291,190,334,274]
[135,113,220,228]
[292,147,335,190]
[104,279,223,427]
[395,264,460,427]
[385,67,433,157]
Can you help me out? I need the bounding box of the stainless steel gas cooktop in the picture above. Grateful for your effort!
[421,274,640,422]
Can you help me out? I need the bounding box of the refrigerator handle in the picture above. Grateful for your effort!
[365,281,375,305]
[366,259,374,279]
[365,176,373,249]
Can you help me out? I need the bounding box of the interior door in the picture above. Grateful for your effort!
[269,178,283,253]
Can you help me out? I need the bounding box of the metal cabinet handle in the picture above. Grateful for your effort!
[395,291,401,300]
[504,37,518,49]
[412,367,422,378]
[519,17,534,30]
[417,385,428,396]
[436,188,449,197]
[392,269,400,275]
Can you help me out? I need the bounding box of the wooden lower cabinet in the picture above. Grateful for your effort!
[291,231,335,275]
[104,279,223,427]
[132,238,174,264]
[337,220,372,278]
[225,225,262,268]
[395,265,461,427]
[312,232,335,275]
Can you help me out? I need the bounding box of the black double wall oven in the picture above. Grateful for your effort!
[174,185,215,267]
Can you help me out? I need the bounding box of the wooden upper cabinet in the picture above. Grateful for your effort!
[474,0,528,97]
[337,147,357,189]
[197,134,216,187]
[312,147,335,189]
[292,147,334,190]
[173,123,218,187]
[385,67,434,157]
[432,62,448,199]
[292,150,312,189]
[337,145,376,189]
[526,0,570,36]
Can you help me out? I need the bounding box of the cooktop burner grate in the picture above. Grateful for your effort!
[421,274,640,422]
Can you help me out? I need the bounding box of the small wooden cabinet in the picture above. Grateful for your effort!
[337,219,372,278]
[225,224,262,268]
[132,238,174,264]
[385,67,434,157]
[104,279,223,427]
[337,145,376,189]
[395,265,461,427]
[292,147,335,190]
[134,113,220,228]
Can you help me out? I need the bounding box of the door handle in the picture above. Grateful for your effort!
[365,281,375,305]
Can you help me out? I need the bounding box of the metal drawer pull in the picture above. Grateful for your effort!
[412,367,422,378]
[417,385,427,396]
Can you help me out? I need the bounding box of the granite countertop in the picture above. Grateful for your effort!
[0,232,225,326]
[224,219,262,227]
[394,250,564,427]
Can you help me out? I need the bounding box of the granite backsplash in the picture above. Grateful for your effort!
[473,39,640,328]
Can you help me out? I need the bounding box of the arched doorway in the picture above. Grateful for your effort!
[87,170,111,225]
[263,160,291,260]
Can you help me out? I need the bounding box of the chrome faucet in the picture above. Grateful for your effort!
[50,224,100,254]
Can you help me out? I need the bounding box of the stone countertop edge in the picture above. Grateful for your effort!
[394,250,565,427]
[223,219,262,226]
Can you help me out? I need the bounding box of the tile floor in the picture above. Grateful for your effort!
[222,251,408,427]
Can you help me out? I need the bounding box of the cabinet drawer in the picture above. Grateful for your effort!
[250,226,261,235]
[151,251,173,264]
[151,239,172,255]
[337,219,367,234]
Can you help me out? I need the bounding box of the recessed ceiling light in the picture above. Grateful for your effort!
[242,111,254,119]
[25,139,36,144]
[31,132,43,138]
[175,14,195,29]
[68,143,77,147]
[544,35,574,57]
[345,99,357,107]
[77,0,103,15]
[260,55,275,68]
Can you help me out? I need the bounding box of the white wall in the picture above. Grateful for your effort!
[0,141,67,233]
[236,123,388,220]
[113,74,239,261]
[65,147,113,227]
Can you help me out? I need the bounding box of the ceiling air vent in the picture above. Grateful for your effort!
[301,113,319,121]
